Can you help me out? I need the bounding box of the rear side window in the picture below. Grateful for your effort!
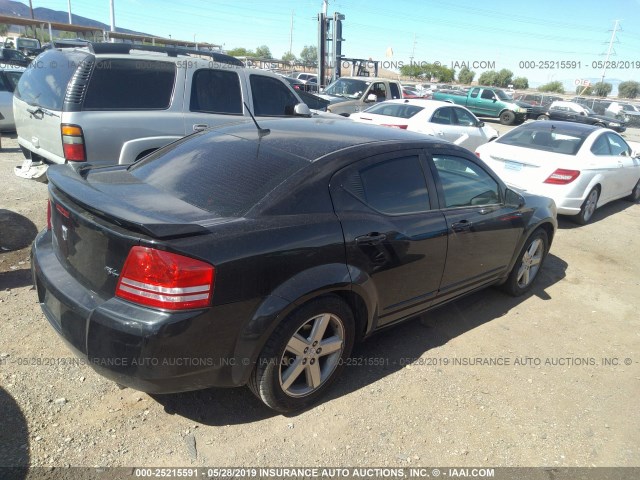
[389,83,401,99]
[190,69,243,114]
[345,156,431,215]
[250,74,299,116]
[129,132,308,216]
[83,59,176,110]
[15,49,89,110]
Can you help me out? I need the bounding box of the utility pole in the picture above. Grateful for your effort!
[67,0,72,23]
[28,0,34,19]
[409,33,416,65]
[289,10,294,56]
[599,20,620,88]
[109,0,116,42]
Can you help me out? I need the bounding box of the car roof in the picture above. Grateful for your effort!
[209,117,441,161]
[368,99,471,113]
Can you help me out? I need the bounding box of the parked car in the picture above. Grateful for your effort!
[0,36,42,57]
[13,42,321,180]
[433,86,531,125]
[402,86,422,98]
[537,101,626,132]
[32,118,557,412]
[0,65,25,131]
[318,76,403,115]
[290,72,317,84]
[476,121,640,224]
[603,101,640,126]
[515,93,562,107]
[284,75,318,93]
[350,99,499,151]
[0,47,31,67]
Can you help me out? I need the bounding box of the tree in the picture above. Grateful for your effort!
[618,80,640,99]
[282,51,296,64]
[226,47,255,57]
[457,67,475,85]
[538,81,565,93]
[495,69,514,88]
[300,45,317,66]
[255,45,272,58]
[399,63,424,78]
[592,82,612,97]
[0,24,9,36]
[399,62,454,82]
[512,77,529,89]
[478,70,498,86]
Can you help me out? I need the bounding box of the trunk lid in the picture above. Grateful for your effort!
[47,165,220,299]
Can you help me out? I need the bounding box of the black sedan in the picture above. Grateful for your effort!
[32,119,557,412]
[534,100,626,132]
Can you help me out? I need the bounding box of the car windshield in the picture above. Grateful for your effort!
[363,103,424,118]
[494,89,510,101]
[583,106,596,115]
[324,78,369,98]
[496,126,589,155]
[17,39,39,49]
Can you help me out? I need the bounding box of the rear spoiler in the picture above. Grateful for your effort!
[48,166,210,239]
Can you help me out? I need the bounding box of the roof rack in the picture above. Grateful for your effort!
[86,42,244,67]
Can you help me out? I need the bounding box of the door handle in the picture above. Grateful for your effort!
[193,124,208,132]
[451,220,473,232]
[355,233,387,245]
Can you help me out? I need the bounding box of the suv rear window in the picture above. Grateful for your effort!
[83,59,176,110]
[14,49,90,110]
[129,131,307,216]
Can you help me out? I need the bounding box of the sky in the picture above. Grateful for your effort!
[16,0,640,87]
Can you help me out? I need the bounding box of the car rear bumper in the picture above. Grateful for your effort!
[31,229,254,393]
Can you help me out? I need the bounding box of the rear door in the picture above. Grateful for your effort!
[428,152,523,302]
[330,150,448,326]
[590,132,639,201]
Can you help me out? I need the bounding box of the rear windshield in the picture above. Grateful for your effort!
[496,126,588,155]
[129,132,308,216]
[83,59,176,110]
[14,49,90,110]
[363,103,423,118]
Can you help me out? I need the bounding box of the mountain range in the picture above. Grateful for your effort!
[0,0,145,35]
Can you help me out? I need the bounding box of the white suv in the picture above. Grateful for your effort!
[13,43,317,178]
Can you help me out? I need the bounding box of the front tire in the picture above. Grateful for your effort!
[500,110,516,125]
[537,114,549,121]
[249,295,355,413]
[573,187,599,225]
[502,229,549,297]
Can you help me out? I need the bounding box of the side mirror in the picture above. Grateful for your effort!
[294,103,311,117]
[505,188,525,208]
[580,111,586,116]
[632,150,640,159]
[477,121,485,128]
[366,94,377,103]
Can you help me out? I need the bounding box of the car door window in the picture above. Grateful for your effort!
[431,107,453,125]
[389,83,401,99]
[250,74,299,116]
[590,134,611,156]
[452,108,476,126]
[4,71,22,91]
[369,82,387,101]
[433,155,500,208]
[480,89,495,100]
[605,133,631,156]
[470,88,480,98]
[344,156,431,214]
[190,69,243,114]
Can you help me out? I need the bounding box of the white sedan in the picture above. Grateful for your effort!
[350,99,499,151]
[476,121,640,224]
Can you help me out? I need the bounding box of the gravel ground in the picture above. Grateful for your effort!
[0,130,639,470]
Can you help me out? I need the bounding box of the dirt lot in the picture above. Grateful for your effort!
[0,130,639,470]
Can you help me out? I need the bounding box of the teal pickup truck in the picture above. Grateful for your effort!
[433,87,531,125]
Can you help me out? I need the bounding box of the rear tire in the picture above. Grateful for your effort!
[502,229,549,297]
[626,179,640,202]
[594,122,605,128]
[537,114,549,121]
[500,110,516,125]
[249,295,355,413]
[573,187,599,225]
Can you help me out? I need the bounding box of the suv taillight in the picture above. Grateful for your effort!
[116,247,215,310]
[46,200,51,230]
[61,124,86,162]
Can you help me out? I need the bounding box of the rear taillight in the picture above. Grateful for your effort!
[381,124,408,129]
[544,169,580,185]
[116,247,215,310]
[61,124,86,162]
[46,200,51,230]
